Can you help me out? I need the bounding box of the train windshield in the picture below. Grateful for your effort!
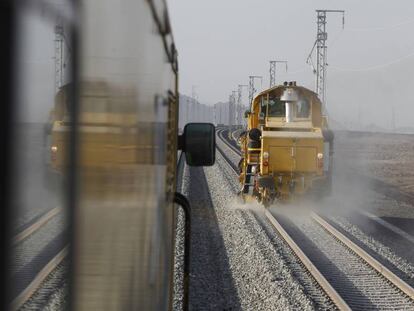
[267,96,310,120]
[267,97,285,117]
[296,99,310,118]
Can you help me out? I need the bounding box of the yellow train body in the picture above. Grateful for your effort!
[239,82,333,205]
[49,82,172,173]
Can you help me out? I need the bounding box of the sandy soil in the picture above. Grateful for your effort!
[334,131,414,196]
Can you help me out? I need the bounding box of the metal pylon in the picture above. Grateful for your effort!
[54,22,64,92]
[307,9,344,108]
[269,60,288,88]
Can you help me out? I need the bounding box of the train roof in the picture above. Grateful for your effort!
[253,82,319,101]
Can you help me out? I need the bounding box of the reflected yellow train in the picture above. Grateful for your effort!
[40,0,215,310]
[47,81,214,308]
[50,82,168,170]
[239,81,334,206]
[49,82,172,197]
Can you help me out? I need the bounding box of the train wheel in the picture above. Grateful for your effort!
[261,188,271,208]
[243,165,252,193]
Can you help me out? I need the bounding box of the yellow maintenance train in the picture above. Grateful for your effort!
[239,81,334,206]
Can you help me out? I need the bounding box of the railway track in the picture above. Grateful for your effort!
[13,207,61,245]
[217,127,241,156]
[12,152,184,310]
[11,207,67,310]
[216,127,414,310]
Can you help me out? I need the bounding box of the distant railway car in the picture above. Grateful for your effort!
[239,81,333,206]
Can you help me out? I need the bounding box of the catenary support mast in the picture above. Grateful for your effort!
[307,10,344,108]
[269,60,288,88]
[248,75,263,110]
[237,84,248,127]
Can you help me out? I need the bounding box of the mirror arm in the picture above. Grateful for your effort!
[177,134,185,151]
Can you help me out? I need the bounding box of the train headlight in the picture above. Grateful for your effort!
[317,152,323,168]
[51,145,58,162]
[262,152,269,167]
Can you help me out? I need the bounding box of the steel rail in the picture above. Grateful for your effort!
[11,208,66,309]
[264,210,351,311]
[311,212,414,301]
[221,131,241,155]
[217,128,241,156]
[11,246,68,311]
[359,210,414,244]
[231,128,244,146]
[13,207,61,245]
[215,143,239,174]
[220,128,414,306]
[216,128,351,310]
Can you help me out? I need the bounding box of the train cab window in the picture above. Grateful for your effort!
[260,96,267,113]
[258,96,267,121]
[267,97,285,117]
[296,99,310,118]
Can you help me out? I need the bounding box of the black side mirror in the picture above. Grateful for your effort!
[178,123,215,166]
[244,110,251,118]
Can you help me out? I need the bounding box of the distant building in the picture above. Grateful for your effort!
[213,101,230,126]
[178,94,215,130]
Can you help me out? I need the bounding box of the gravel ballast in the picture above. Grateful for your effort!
[278,213,414,310]
[20,260,68,311]
[328,215,414,287]
[173,144,340,310]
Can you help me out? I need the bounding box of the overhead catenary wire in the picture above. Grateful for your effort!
[321,17,414,72]
[328,29,344,48]
[346,18,414,32]
[278,67,309,79]
[329,50,414,72]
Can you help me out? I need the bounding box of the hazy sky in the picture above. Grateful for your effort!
[18,0,414,130]
[167,0,414,129]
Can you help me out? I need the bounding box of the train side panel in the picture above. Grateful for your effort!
[72,0,178,310]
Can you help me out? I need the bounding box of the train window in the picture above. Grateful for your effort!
[267,97,285,117]
[10,3,73,309]
[296,99,310,118]
[260,96,267,113]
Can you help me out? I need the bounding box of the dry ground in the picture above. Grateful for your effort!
[334,131,414,196]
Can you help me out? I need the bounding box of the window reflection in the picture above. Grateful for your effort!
[268,97,286,117]
[10,4,72,309]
